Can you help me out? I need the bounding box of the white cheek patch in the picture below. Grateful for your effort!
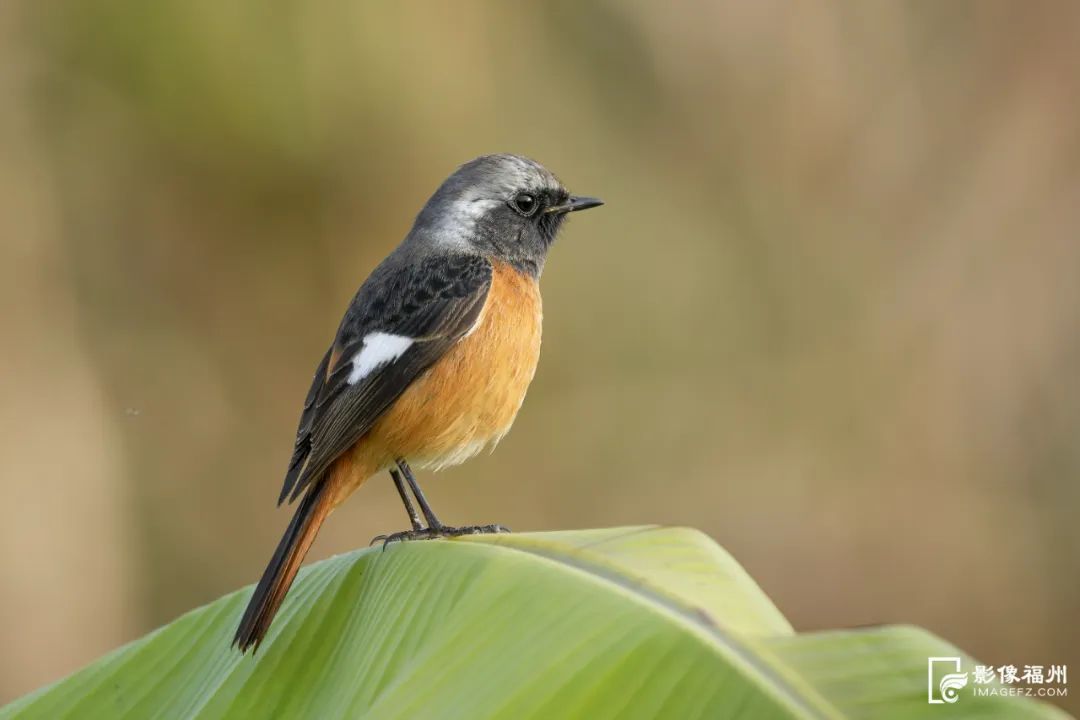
[434,196,500,249]
[347,332,414,384]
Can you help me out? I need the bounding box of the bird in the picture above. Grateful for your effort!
[233,154,603,652]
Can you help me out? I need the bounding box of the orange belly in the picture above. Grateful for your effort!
[326,262,542,504]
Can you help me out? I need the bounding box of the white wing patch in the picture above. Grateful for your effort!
[347,332,414,385]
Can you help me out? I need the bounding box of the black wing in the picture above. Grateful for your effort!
[278,253,493,505]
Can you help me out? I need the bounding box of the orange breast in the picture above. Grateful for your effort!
[332,262,542,495]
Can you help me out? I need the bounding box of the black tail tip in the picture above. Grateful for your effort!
[232,629,262,655]
[232,609,267,654]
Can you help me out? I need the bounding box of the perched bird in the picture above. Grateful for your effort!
[234,154,603,652]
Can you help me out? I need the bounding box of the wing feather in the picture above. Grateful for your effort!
[278,254,492,504]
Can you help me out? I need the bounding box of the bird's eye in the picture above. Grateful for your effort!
[510,192,538,217]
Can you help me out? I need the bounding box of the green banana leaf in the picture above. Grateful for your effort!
[0,527,1068,719]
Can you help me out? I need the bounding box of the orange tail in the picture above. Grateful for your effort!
[233,481,333,652]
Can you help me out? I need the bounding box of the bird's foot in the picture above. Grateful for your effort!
[437,523,512,537]
[371,523,511,550]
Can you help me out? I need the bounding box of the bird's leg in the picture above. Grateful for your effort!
[398,458,444,530]
[370,468,424,546]
[374,458,510,548]
[390,468,423,532]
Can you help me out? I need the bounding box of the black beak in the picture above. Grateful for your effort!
[545,195,604,214]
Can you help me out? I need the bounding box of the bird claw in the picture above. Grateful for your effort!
[370,523,511,550]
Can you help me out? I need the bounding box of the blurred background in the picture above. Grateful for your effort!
[1,0,1078,713]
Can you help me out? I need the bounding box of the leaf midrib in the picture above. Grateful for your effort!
[453,534,840,720]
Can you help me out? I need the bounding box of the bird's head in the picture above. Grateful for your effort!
[411,154,603,277]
